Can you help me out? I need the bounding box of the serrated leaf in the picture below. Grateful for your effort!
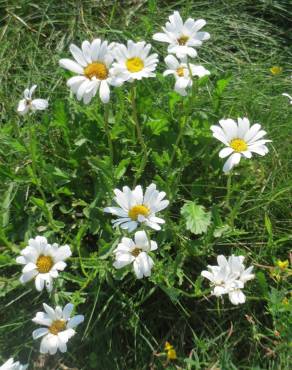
[181,201,211,235]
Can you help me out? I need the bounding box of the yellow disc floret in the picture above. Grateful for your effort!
[84,62,108,80]
[126,57,144,73]
[36,255,53,273]
[176,67,185,77]
[230,138,248,152]
[131,247,141,257]
[128,205,150,221]
[177,35,189,45]
[49,320,66,335]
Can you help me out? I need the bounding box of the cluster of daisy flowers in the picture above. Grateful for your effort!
[104,183,169,278]
[7,10,276,367]
[6,236,84,366]
[154,10,210,95]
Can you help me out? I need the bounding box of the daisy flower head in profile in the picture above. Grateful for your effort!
[211,117,272,173]
[163,55,210,96]
[32,303,84,355]
[111,40,158,82]
[0,358,28,370]
[59,38,124,104]
[17,85,48,115]
[201,255,255,305]
[153,11,210,59]
[113,230,157,279]
[16,236,71,292]
[104,183,169,232]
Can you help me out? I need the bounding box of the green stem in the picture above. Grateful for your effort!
[217,297,221,317]
[144,227,152,250]
[131,84,148,186]
[169,100,186,168]
[27,122,56,230]
[226,172,232,210]
[104,104,114,164]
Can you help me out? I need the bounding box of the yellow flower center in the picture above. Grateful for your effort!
[36,255,53,273]
[177,35,189,45]
[230,138,248,152]
[131,247,141,257]
[176,67,185,77]
[84,62,108,80]
[49,320,66,335]
[128,205,150,221]
[126,57,144,73]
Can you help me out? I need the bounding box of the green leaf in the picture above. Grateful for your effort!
[146,118,169,135]
[114,158,130,180]
[181,201,211,235]
[256,271,269,298]
[215,76,232,96]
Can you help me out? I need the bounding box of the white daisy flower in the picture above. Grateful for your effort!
[0,358,28,370]
[282,93,292,105]
[163,55,210,96]
[153,11,210,59]
[32,303,84,355]
[104,183,169,232]
[111,40,158,82]
[17,85,48,115]
[201,255,254,305]
[211,117,272,173]
[113,230,157,279]
[16,236,71,292]
[59,38,124,104]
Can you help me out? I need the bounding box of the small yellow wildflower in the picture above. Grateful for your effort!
[276,260,289,270]
[270,66,283,75]
[167,348,177,360]
[282,297,289,305]
[164,341,177,360]
[164,341,173,351]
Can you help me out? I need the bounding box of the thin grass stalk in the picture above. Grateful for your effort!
[131,84,148,186]
[27,121,56,231]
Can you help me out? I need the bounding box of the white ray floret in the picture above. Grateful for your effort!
[153,11,210,59]
[0,358,28,370]
[163,55,210,96]
[201,255,255,305]
[113,230,157,279]
[282,93,292,105]
[17,85,48,115]
[16,236,71,292]
[111,40,158,82]
[32,303,84,355]
[59,38,124,104]
[104,183,169,232]
[211,117,271,173]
